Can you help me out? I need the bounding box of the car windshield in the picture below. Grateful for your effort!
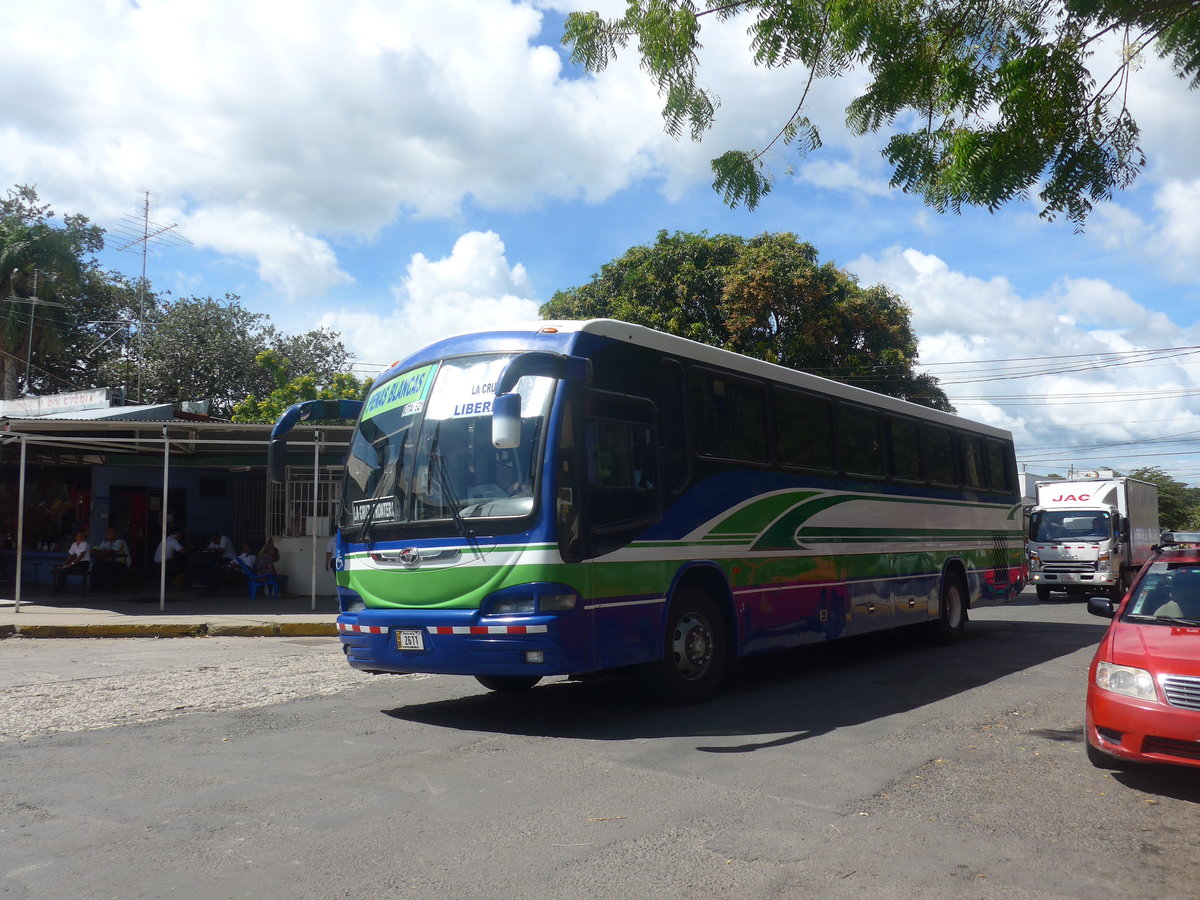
[1029,510,1111,542]
[1124,561,1200,624]
[341,354,553,534]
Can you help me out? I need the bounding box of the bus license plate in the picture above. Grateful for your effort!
[397,630,425,651]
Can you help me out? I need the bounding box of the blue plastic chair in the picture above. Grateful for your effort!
[236,559,280,599]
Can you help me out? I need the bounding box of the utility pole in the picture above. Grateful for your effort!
[112,191,191,403]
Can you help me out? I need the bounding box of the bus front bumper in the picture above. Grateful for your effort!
[336,608,585,677]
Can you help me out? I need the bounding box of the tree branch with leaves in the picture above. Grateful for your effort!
[563,0,1200,225]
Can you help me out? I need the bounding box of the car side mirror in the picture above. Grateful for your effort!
[1086,596,1116,619]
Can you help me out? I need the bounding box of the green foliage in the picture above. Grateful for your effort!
[563,1,1200,224]
[0,185,102,399]
[541,229,953,410]
[230,350,370,424]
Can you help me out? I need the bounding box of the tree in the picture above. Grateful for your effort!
[1126,465,1200,531]
[542,229,952,410]
[0,185,103,399]
[230,348,370,424]
[563,1,1200,225]
[134,294,276,417]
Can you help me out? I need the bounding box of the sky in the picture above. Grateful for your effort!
[5,0,1200,483]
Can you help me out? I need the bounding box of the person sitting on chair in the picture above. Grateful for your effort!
[92,527,131,591]
[255,537,292,597]
[52,531,91,595]
[154,529,187,587]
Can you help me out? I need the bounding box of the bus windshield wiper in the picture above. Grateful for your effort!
[430,447,475,545]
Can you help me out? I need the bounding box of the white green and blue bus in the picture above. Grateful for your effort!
[270,319,1025,703]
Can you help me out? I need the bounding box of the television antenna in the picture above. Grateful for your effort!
[111,190,192,402]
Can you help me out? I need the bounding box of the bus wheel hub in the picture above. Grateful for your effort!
[673,613,713,679]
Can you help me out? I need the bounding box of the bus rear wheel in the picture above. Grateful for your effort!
[931,572,968,645]
[474,675,542,693]
[638,587,727,705]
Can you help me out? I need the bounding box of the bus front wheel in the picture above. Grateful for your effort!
[475,675,542,693]
[931,572,968,645]
[639,587,728,705]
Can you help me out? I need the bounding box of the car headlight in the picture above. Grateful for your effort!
[1095,661,1158,702]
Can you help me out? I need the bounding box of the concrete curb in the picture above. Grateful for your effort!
[3,622,339,639]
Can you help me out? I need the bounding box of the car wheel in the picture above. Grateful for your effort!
[1035,585,1052,603]
[474,675,542,693]
[638,587,727,705]
[930,572,968,645]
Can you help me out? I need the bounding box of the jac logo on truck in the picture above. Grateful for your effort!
[1052,493,1091,502]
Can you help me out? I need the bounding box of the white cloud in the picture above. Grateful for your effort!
[319,231,540,367]
[849,247,1200,461]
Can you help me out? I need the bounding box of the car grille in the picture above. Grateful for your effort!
[1162,675,1200,712]
[1142,736,1200,761]
[1043,561,1097,574]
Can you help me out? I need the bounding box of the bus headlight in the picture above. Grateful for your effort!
[483,584,579,616]
[540,593,576,612]
[490,597,536,615]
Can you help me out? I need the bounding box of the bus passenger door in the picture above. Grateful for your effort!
[579,390,662,669]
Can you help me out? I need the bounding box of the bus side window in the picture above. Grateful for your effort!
[922,423,956,484]
[775,387,834,470]
[584,392,659,556]
[660,359,690,493]
[887,415,922,481]
[837,404,884,477]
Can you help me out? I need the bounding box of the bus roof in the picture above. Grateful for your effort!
[380,318,1012,441]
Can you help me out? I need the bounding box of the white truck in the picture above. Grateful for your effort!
[1026,475,1159,602]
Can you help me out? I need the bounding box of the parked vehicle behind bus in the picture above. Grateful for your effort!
[271,320,1025,703]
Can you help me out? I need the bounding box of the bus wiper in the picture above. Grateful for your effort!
[430,448,475,545]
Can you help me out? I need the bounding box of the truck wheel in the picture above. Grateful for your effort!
[638,587,727,705]
[475,675,542,693]
[930,572,968,645]
[1035,585,1052,603]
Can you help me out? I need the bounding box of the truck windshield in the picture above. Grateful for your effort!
[1029,510,1111,542]
[341,354,553,535]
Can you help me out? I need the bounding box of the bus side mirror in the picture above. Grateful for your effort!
[492,393,522,449]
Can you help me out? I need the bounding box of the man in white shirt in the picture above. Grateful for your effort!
[154,529,187,586]
[52,530,91,595]
[92,527,131,591]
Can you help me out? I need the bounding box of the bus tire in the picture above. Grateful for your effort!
[931,572,968,645]
[474,675,542,693]
[639,587,727,705]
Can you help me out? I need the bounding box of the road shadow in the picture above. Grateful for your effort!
[1111,765,1200,801]
[383,611,1108,744]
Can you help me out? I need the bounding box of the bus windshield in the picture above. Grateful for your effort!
[342,354,553,534]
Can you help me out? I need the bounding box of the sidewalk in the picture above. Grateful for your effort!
[0,579,339,639]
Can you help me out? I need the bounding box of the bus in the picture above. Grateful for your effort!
[270,319,1025,703]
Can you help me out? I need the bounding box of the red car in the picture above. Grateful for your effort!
[1085,532,1200,769]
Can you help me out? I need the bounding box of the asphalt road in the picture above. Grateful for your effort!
[2,592,1198,899]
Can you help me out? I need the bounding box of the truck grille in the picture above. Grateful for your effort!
[1043,561,1097,574]
[1162,675,1200,712]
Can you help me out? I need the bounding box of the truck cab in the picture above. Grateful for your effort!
[1026,476,1158,602]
